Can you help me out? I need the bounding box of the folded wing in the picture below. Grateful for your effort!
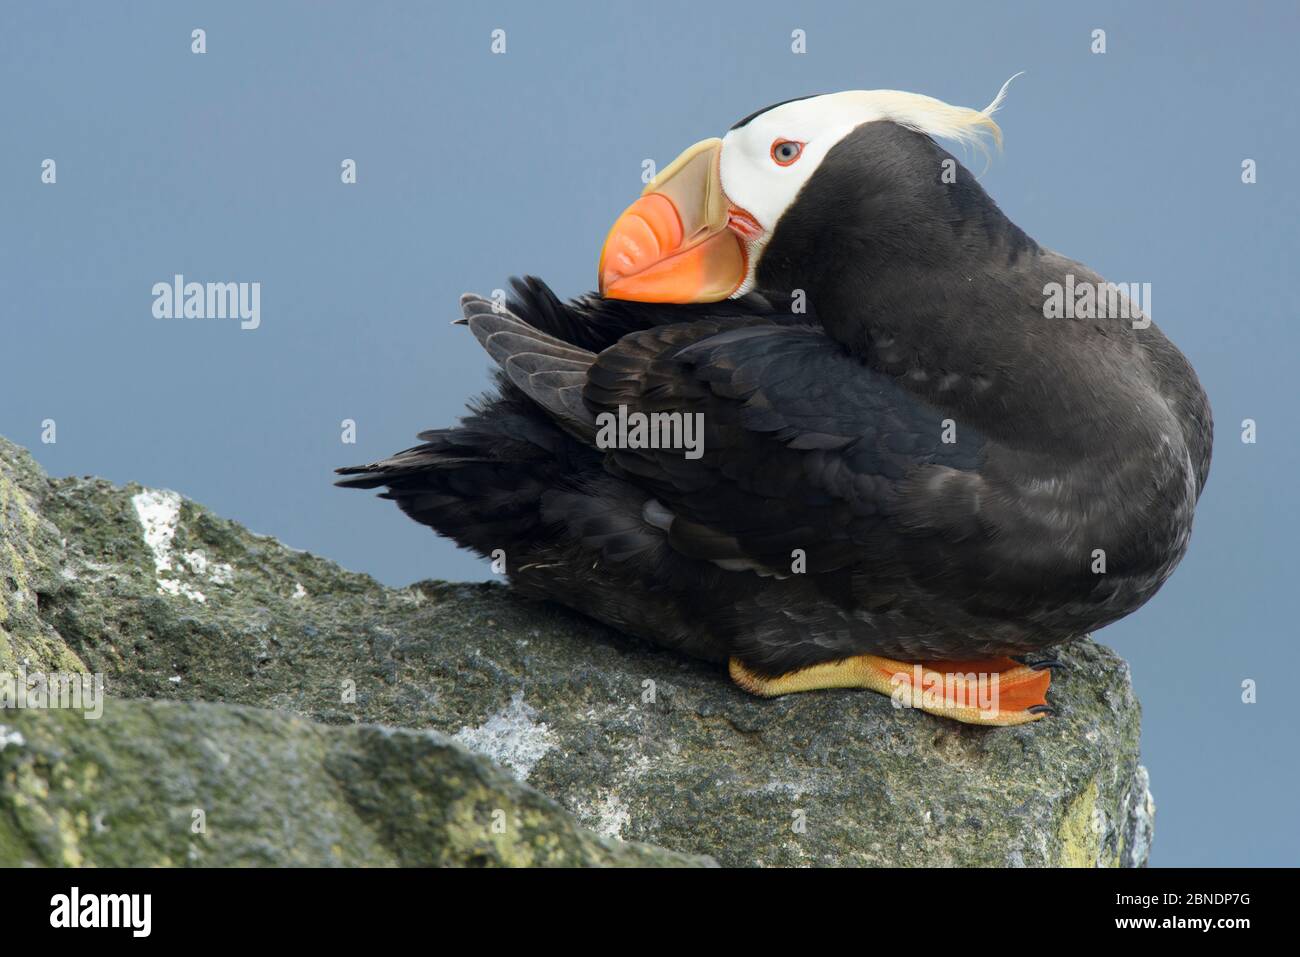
[462,297,994,582]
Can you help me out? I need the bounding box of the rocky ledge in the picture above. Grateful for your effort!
[0,436,1153,866]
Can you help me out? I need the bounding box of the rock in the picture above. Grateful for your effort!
[0,699,712,867]
[0,436,1154,866]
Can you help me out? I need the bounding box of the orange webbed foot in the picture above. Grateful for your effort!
[729,653,1056,726]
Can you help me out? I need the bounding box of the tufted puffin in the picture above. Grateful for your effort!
[339,81,1212,726]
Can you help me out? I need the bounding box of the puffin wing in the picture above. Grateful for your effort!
[582,317,990,575]
[461,294,991,579]
[459,296,600,440]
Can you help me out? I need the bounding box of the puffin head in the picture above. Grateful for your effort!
[598,79,1018,304]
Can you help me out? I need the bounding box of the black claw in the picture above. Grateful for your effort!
[1027,657,1064,671]
[1027,704,1055,716]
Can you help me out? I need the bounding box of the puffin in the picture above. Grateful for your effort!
[339,81,1212,726]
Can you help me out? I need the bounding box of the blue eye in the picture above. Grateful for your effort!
[771,139,803,166]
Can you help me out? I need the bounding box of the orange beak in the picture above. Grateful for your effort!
[598,138,750,303]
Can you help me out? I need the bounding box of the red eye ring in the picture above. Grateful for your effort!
[770,139,804,166]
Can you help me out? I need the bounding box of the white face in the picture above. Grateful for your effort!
[719,94,882,232]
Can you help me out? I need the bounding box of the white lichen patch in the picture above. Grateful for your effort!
[1121,765,1156,868]
[757,779,815,799]
[588,790,631,840]
[132,489,183,574]
[131,489,233,602]
[183,550,233,585]
[453,692,556,781]
[568,750,652,841]
[158,579,207,602]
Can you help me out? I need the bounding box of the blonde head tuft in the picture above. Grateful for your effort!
[842,72,1022,156]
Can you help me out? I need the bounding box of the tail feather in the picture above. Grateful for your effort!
[336,369,602,556]
[337,279,662,562]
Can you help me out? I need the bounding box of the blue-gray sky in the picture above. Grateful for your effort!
[2,1,1296,866]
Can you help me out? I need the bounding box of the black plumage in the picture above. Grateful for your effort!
[338,119,1211,683]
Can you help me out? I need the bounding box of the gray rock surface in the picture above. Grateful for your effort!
[0,699,712,866]
[0,436,1153,866]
